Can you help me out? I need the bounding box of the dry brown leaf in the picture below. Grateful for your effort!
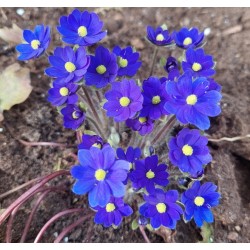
[0,63,32,121]
[0,23,23,44]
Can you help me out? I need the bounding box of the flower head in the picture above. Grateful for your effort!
[164,72,222,130]
[93,197,133,227]
[126,116,154,136]
[173,27,204,49]
[85,46,118,88]
[78,134,109,150]
[164,56,180,81]
[130,155,169,193]
[113,46,142,77]
[147,26,173,46]
[16,25,50,60]
[71,146,129,207]
[103,79,143,122]
[47,82,78,106]
[182,48,215,77]
[116,146,141,169]
[57,9,106,46]
[45,46,90,85]
[168,128,212,176]
[181,181,220,227]
[140,77,169,120]
[61,104,85,130]
[139,189,183,229]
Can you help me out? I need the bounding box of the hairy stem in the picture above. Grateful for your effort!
[139,226,151,243]
[149,47,159,76]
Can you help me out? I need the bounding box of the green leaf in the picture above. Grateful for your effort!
[131,219,139,230]
[0,63,32,121]
[199,222,214,243]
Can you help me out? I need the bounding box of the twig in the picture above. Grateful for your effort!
[208,134,250,142]
[18,139,69,148]
[139,225,151,243]
[53,212,93,243]
[34,208,85,243]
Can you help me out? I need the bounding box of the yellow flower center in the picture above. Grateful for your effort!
[146,169,155,179]
[78,26,88,37]
[129,163,133,170]
[31,40,40,50]
[156,203,166,213]
[156,34,164,42]
[65,62,76,73]
[72,111,79,119]
[183,37,193,46]
[118,57,128,68]
[182,144,193,156]
[96,65,107,74]
[92,142,102,148]
[192,62,202,72]
[186,94,197,105]
[119,97,130,107]
[95,169,106,181]
[106,203,116,212]
[139,117,147,123]
[152,95,161,105]
[59,87,69,96]
[194,196,205,206]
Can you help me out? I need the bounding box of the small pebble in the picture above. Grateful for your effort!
[53,232,58,237]
[16,8,25,16]
[63,237,69,243]
[235,225,241,232]
[227,231,238,241]
[0,128,3,132]
[204,27,211,36]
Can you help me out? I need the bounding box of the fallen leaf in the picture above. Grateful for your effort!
[0,23,23,44]
[0,63,32,121]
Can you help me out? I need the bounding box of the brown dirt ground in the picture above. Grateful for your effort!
[0,7,250,243]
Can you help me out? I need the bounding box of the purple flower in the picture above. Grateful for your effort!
[93,197,133,227]
[78,134,109,150]
[140,77,169,120]
[45,46,90,85]
[57,9,106,46]
[116,146,141,169]
[181,181,220,227]
[147,26,173,46]
[103,79,143,122]
[47,82,78,106]
[130,155,169,193]
[182,48,215,77]
[164,72,222,130]
[168,128,212,176]
[70,146,129,207]
[139,189,183,229]
[16,25,50,60]
[85,46,118,88]
[113,46,142,77]
[164,56,180,81]
[207,78,222,92]
[61,104,85,130]
[126,116,154,136]
[173,27,204,49]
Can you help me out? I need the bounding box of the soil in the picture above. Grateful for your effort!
[0,7,250,243]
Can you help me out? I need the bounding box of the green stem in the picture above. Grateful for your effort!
[149,47,159,76]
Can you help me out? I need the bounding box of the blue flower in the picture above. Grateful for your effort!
[147,26,173,46]
[103,79,143,122]
[61,104,85,130]
[130,155,169,193]
[47,82,78,106]
[182,48,215,77]
[164,72,222,130]
[113,46,142,77]
[116,146,141,169]
[207,78,222,92]
[45,46,90,85]
[85,46,118,88]
[57,9,106,46]
[140,77,169,120]
[168,128,212,176]
[93,197,133,227]
[139,189,183,229]
[164,56,180,81]
[181,181,220,227]
[173,27,204,49]
[70,146,129,207]
[126,116,154,136]
[16,25,50,60]
[78,134,108,150]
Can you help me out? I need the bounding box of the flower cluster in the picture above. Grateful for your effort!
[16,9,222,232]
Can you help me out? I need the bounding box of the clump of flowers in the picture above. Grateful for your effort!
[14,8,222,241]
